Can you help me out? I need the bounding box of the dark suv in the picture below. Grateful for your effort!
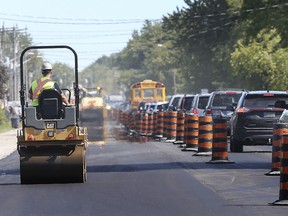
[204,90,245,133]
[230,90,288,152]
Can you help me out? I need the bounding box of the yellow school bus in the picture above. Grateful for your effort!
[130,79,166,109]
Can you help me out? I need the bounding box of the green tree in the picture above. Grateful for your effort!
[115,20,183,95]
[78,0,288,94]
[0,63,9,99]
[231,28,288,90]
[163,0,240,92]
[52,63,74,89]
[240,0,288,46]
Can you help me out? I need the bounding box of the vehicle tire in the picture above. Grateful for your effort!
[230,136,243,153]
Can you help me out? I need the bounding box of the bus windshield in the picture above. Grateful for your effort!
[130,80,166,109]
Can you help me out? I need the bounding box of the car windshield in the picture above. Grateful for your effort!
[171,97,181,107]
[150,104,156,109]
[243,95,288,107]
[158,103,168,111]
[212,93,242,107]
[198,96,209,109]
[182,96,194,110]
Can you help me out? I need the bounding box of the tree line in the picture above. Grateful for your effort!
[81,0,288,96]
[0,29,75,101]
[1,0,288,100]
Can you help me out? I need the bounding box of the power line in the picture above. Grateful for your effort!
[0,11,155,22]
[0,16,153,25]
[188,21,235,38]
[1,2,287,26]
[179,2,288,19]
[32,33,131,39]
[32,41,127,45]
[0,12,159,25]
[29,29,134,34]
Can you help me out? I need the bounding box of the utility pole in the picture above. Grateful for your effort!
[0,25,4,62]
[173,70,177,95]
[12,27,17,101]
[0,26,26,101]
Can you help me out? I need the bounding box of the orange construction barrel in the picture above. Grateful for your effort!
[266,123,288,176]
[140,113,148,136]
[272,134,288,205]
[207,118,234,164]
[146,112,153,136]
[194,116,213,156]
[165,111,177,142]
[182,114,198,151]
[174,111,185,144]
[155,111,164,139]
[135,113,142,134]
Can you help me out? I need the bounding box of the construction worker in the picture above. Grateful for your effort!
[28,62,69,108]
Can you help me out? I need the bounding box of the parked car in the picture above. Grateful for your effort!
[188,93,211,116]
[204,90,245,134]
[153,101,168,113]
[279,109,288,123]
[167,94,185,111]
[230,90,288,152]
[144,102,153,111]
[136,101,168,114]
[134,101,148,114]
[179,94,196,112]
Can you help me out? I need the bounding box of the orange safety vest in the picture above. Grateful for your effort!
[31,77,55,106]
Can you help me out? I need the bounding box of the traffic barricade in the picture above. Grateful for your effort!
[125,112,129,128]
[127,112,133,130]
[266,122,288,176]
[182,114,198,151]
[165,111,177,142]
[161,111,168,140]
[272,134,288,205]
[146,112,153,136]
[118,110,122,124]
[135,113,142,134]
[155,111,164,139]
[116,109,121,124]
[207,118,234,164]
[152,112,158,137]
[174,111,185,144]
[194,116,213,156]
[140,112,148,136]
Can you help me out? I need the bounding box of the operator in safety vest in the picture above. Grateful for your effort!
[28,62,69,109]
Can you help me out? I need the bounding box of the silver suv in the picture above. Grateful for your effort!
[204,90,245,134]
[167,94,184,111]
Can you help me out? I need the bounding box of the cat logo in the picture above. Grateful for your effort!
[45,122,56,129]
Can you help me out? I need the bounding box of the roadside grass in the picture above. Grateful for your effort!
[0,122,11,133]
[0,109,12,133]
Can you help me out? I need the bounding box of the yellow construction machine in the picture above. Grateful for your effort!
[79,86,106,122]
[17,45,88,184]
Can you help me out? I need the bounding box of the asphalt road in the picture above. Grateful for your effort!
[0,120,287,216]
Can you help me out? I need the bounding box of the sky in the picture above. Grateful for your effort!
[1,0,187,71]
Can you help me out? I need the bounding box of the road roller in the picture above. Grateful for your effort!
[17,45,88,184]
[79,86,106,123]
